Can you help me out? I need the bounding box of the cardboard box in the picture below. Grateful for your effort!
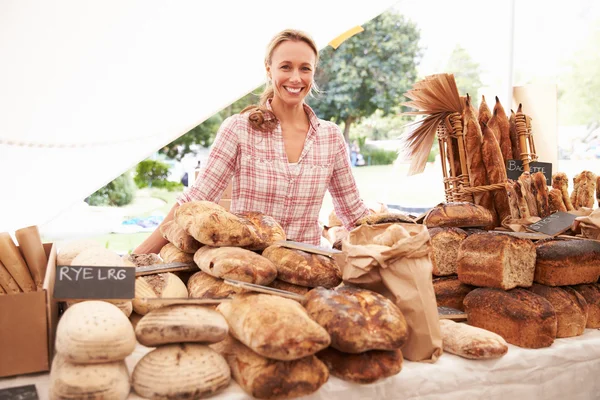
[0,243,58,378]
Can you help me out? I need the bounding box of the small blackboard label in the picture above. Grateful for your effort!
[54,265,135,300]
[506,160,552,185]
[0,385,38,400]
[527,211,577,236]
[437,306,467,320]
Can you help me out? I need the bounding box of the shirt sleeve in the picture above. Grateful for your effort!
[177,115,239,205]
[328,128,370,229]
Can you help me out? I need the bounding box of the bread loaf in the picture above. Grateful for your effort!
[304,286,408,353]
[570,283,600,328]
[548,188,567,213]
[0,232,35,292]
[433,276,474,311]
[457,233,536,290]
[439,319,508,360]
[534,239,600,286]
[509,109,521,160]
[57,239,104,266]
[552,172,575,211]
[217,293,331,361]
[489,96,512,163]
[0,259,22,294]
[49,355,130,400]
[317,347,403,384]
[55,301,136,363]
[354,212,415,226]
[268,279,310,297]
[132,344,230,400]
[211,335,328,400]
[424,202,494,229]
[575,171,596,209]
[528,283,588,337]
[519,172,539,217]
[262,245,341,288]
[133,273,188,315]
[478,95,492,134]
[505,181,522,219]
[194,246,277,285]
[187,271,246,299]
[428,227,467,276]
[571,172,580,209]
[14,225,47,290]
[237,211,287,250]
[159,242,195,264]
[125,253,162,267]
[135,305,228,346]
[513,180,531,218]
[481,124,511,223]
[160,220,201,253]
[463,288,557,348]
[532,172,550,217]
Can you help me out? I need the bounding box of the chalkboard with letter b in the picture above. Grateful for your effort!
[506,160,552,185]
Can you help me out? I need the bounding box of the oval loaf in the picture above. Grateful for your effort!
[160,220,201,253]
[132,273,188,315]
[187,271,247,299]
[160,242,195,264]
[194,246,277,285]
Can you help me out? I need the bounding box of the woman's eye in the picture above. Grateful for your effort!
[302,67,312,71]
[280,65,290,70]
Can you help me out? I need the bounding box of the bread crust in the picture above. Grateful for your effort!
[424,202,494,229]
[534,239,600,286]
[528,283,588,337]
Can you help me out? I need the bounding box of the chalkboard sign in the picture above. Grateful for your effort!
[506,160,552,185]
[437,306,467,321]
[54,265,135,300]
[0,385,38,400]
[527,211,577,236]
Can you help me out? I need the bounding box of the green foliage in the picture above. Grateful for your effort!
[361,145,398,165]
[86,172,136,207]
[352,110,414,140]
[134,160,170,189]
[310,11,421,142]
[156,181,184,192]
[445,45,483,106]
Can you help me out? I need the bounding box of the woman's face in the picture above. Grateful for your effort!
[267,40,316,107]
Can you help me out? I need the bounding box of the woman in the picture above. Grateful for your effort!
[134,29,368,253]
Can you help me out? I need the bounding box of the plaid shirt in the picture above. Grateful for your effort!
[177,101,369,245]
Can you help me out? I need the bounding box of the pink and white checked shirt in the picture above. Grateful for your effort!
[177,101,369,245]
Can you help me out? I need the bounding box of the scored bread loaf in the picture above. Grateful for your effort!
[552,172,575,211]
[187,271,247,299]
[211,335,329,400]
[194,246,277,285]
[532,172,551,217]
[478,95,492,132]
[548,188,567,213]
[268,279,310,297]
[489,96,512,163]
[463,288,557,349]
[574,171,596,209]
[433,275,475,311]
[133,273,188,315]
[570,283,600,328]
[457,233,536,290]
[132,344,230,400]
[505,181,522,219]
[424,202,494,229]
[519,172,539,217]
[481,124,511,223]
[439,319,508,360]
[571,173,581,209]
[528,283,588,337]
[354,212,415,226]
[429,227,468,276]
[304,286,408,353]
[261,245,341,288]
[316,347,403,384]
[509,109,521,160]
[160,220,201,253]
[159,243,195,264]
[0,232,36,292]
[534,239,600,286]
[216,293,331,361]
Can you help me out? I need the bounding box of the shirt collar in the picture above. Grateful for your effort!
[265,98,321,130]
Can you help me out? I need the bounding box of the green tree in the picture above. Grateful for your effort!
[445,45,483,106]
[310,11,421,142]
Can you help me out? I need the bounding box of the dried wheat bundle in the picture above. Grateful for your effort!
[401,73,464,175]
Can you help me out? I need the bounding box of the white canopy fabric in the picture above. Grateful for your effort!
[0,0,398,232]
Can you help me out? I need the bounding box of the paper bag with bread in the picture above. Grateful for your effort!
[335,222,442,362]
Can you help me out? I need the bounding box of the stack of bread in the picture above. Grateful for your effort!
[0,227,48,294]
[49,301,136,400]
[132,304,231,399]
[304,286,409,383]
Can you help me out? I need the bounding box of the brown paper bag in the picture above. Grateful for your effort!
[575,208,600,239]
[336,223,442,362]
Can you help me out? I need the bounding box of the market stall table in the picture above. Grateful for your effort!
[2,329,599,399]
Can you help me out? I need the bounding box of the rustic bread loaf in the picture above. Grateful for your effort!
[261,245,341,288]
[217,293,331,361]
[354,212,415,226]
[509,109,521,160]
[429,227,468,276]
[552,172,575,211]
[125,253,162,267]
[237,211,287,250]
[481,124,512,223]
[0,232,36,292]
[433,275,475,311]
[490,96,512,163]
[514,180,531,218]
[534,239,600,286]
[132,344,230,400]
[160,220,201,253]
[548,188,567,213]
[49,355,130,400]
[424,202,494,229]
[505,181,522,219]
[519,172,540,217]
[574,171,596,209]
[211,335,328,400]
[268,279,310,297]
[159,242,195,264]
[187,271,247,299]
[463,288,557,348]
[570,283,600,328]
[457,233,536,290]
[532,172,551,217]
[135,304,229,347]
[194,246,277,285]
[304,286,408,353]
[57,239,104,266]
[439,319,508,360]
[316,347,403,384]
[528,283,588,337]
[571,172,581,209]
[133,273,188,315]
[55,301,136,363]
[478,95,492,132]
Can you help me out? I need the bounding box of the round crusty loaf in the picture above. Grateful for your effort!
[424,202,494,229]
[261,245,341,288]
[132,273,188,315]
[55,301,136,364]
[57,239,104,266]
[528,283,588,337]
[187,271,247,299]
[160,243,195,264]
[135,305,228,347]
[316,347,403,384]
[132,344,230,400]
[49,354,130,400]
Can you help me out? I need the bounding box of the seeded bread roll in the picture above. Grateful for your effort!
[528,283,588,337]
[429,227,468,276]
[534,239,600,286]
[570,283,600,328]
[433,276,475,311]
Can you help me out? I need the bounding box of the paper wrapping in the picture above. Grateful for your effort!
[335,223,442,362]
[15,225,48,290]
[575,208,600,239]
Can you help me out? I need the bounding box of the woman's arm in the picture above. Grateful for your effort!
[133,203,178,254]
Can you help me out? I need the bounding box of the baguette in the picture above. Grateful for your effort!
[505,181,522,219]
[481,124,511,223]
[513,181,530,218]
[575,171,596,209]
[532,172,550,217]
[489,97,512,163]
[571,173,581,209]
[478,95,492,133]
[519,172,539,217]
[552,172,575,211]
[509,110,521,160]
[548,189,567,213]
[439,319,508,360]
[0,232,35,292]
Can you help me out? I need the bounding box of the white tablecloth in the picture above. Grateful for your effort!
[3,329,600,400]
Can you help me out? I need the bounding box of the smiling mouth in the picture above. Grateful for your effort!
[284,86,304,94]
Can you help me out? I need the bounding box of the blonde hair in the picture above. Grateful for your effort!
[242,29,320,131]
